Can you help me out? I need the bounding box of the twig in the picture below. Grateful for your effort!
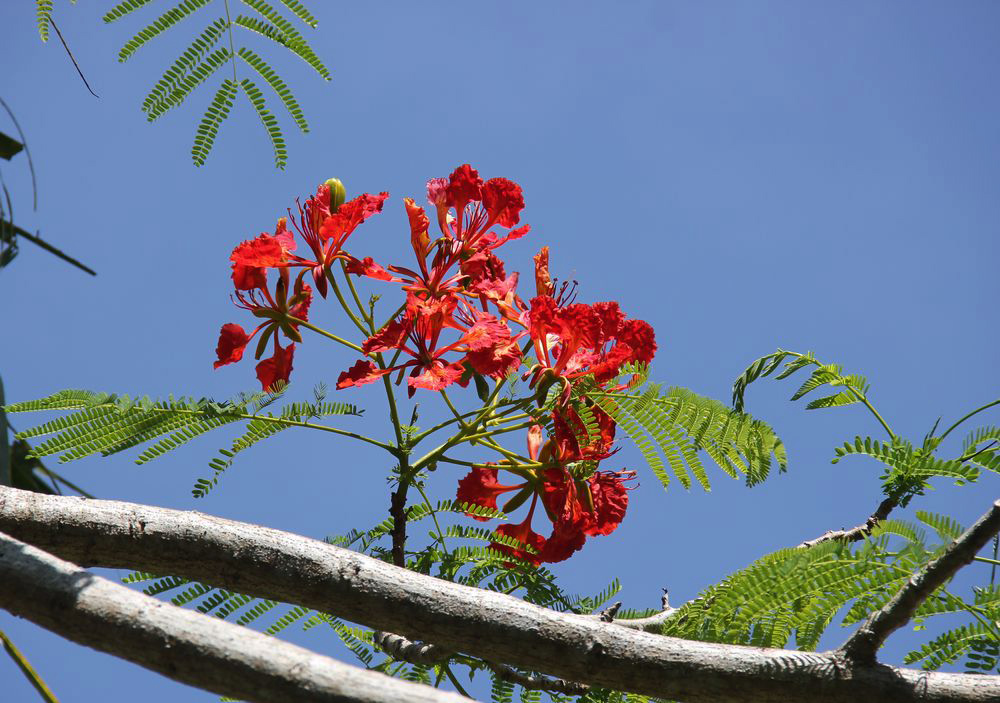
[374,631,452,665]
[799,497,896,548]
[1,220,96,276]
[839,498,1000,665]
[50,19,99,98]
[486,662,589,696]
[0,97,37,209]
[593,589,678,632]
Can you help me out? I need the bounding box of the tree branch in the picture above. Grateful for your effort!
[0,528,465,703]
[592,589,678,632]
[1,486,998,703]
[838,498,1000,665]
[800,497,896,547]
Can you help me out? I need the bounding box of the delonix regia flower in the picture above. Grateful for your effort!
[214,164,657,564]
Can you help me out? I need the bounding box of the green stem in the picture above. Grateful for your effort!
[974,556,1000,567]
[443,664,471,698]
[411,397,527,445]
[944,589,1000,641]
[340,260,374,330]
[129,404,395,454]
[286,316,365,353]
[223,0,238,84]
[940,399,1000,442]
[0,629,60,703]
[462,420,538,445]
[414,480,449,556]
[439,389,470,431]
[325,268,370,336]
[375,353,406,451]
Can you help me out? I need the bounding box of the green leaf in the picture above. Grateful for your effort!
[191,79,238,166]
[36,0,54,42]
[115,0,215,62]
[239,78,287,168]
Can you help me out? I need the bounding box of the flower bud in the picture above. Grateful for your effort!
[325,178,347,212]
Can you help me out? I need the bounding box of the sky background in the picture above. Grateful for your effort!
[2,1,999,700]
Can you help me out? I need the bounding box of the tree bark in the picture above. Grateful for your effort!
[0,528,466,703]
[1,486,998,703]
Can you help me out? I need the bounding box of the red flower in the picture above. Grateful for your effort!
[456,466,526,520]
[214,323,251,369]
[255,341,295,391]
[214,271,312,389]
[229,220,296,291]
[336,359,389,389]
[481,177,525,228]
[526,294,657,395]
[585,470,633,536]
[493,516,546,566]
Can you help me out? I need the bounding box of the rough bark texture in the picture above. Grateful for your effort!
[1,486,999,703]
[0,529,466,703]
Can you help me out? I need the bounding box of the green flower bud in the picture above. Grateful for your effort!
[325,178,347,212]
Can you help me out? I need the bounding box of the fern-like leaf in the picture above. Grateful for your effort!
[142,20,230,118]
[594,380,784,492]
[115,0,215,62]
[238,0,330,79]
[36,0,54,41]
[277,0,317,27]
[236,48,309,132]
[239,78,287,168]
[102,0,158,22]
[192,78,238,166]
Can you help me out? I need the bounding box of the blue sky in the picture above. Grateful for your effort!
[2,1,999,700]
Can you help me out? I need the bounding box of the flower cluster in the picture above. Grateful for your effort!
[214,165,657,565]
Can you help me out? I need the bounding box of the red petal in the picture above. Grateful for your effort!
[345,256,402,282]
[255,343,295,391]
[482,177,525,228]
[456,467,522,521]
[460,312,510,352]
[585,471,632,536]
[446,164,483,209]
[214,323,251,369]
[539,523,587,563]
[318,192,389,243]
[404,198,430,258]
[492,520,545,566]
[336,360,389,389]
[408,361,465,392]
[533,247,553,297]
[231,264,268,291]
[230,234,287,268]
[618,319,657,365]
[362,318,410,354]
[466,338,522,379]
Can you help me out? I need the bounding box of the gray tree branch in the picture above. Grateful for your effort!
[1,486,999,703]
[839,498,1000,665]
[0,528,465,703]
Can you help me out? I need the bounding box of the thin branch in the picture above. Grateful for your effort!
[0,529,465,703]
[485,662,589,696]
[374,631,452,665]
[1,486,997,703]
[593,589,679,633]
[373,631,589,696]
[799,497,896,548]
[0,220,96,275]
[839,498,1000,665]
[0,628,60,703]
[50,19,99,98]
[0,97,37,209]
